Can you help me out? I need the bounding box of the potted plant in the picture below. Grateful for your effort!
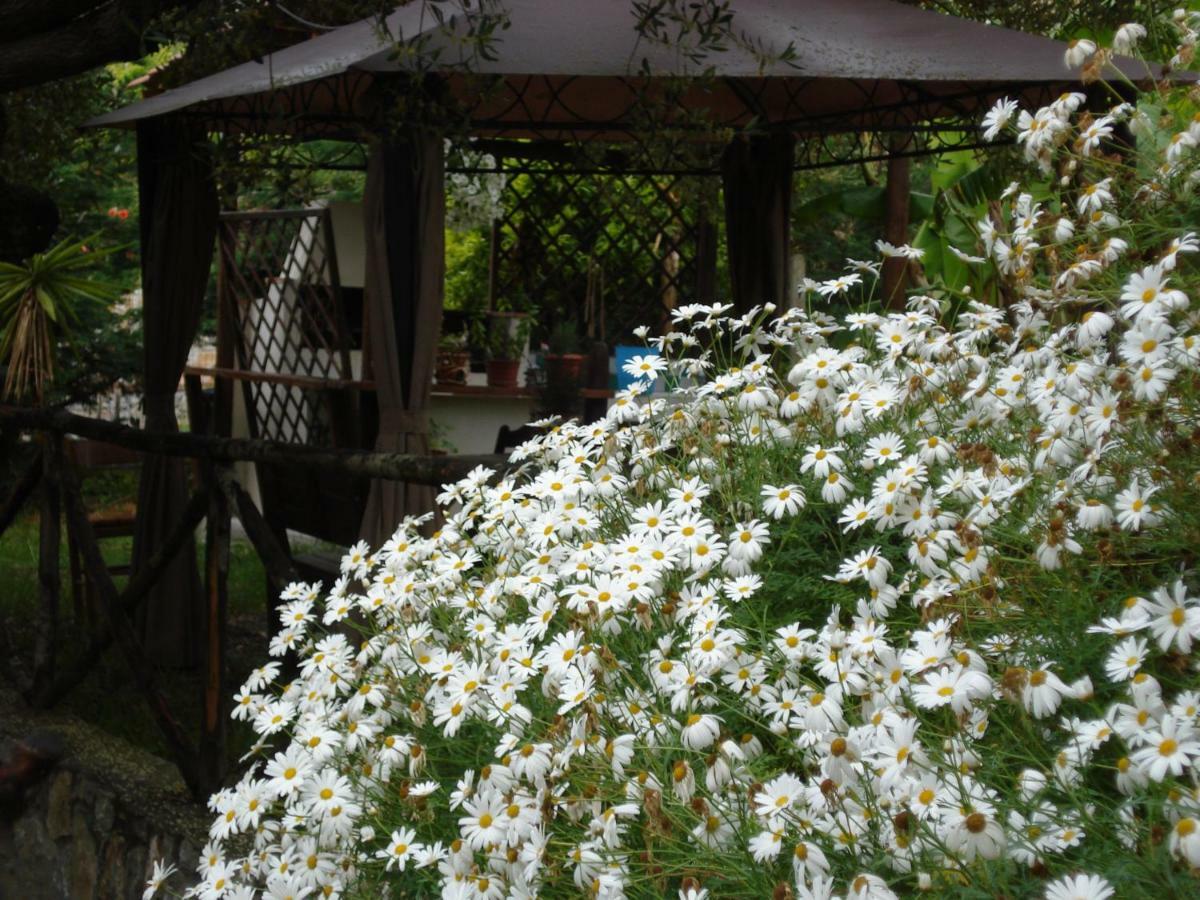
[434,330,471,385]
[428,418,455,456]
[543,319,586,384]
[483,316,530,389]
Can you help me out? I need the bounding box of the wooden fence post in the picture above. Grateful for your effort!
[0,448,41,698]
[0,406,517,796]
[58,460,202,795]
[199,463,231,794]
[31,436,62,696]
[0,448,42,541]
[33,490,210,710]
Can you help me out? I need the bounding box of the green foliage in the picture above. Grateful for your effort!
[790,159,894,279]
[630,0,797,76]
[228,140,366,211]
[911,149,1024,293]
[547,319,582,355]
[793,185,935,226]
[910,0,1181,58]
[445,227,491,313]
[0,236,122,402]
[476,312,532,361]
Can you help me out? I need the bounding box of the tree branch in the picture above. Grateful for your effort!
[0,0,105,42]
[0,0,195,92]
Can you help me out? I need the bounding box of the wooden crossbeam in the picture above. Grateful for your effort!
[1,405,508,484]
[184,364,375,393]
[216,468,299,592]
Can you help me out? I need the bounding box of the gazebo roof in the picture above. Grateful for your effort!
[88,0,1144,140]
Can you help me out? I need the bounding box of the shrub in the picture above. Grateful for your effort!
[162,15,1200,900]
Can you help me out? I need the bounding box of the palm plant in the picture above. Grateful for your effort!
[0,237,120,404]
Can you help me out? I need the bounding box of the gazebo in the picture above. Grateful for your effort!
[64,0,1128,791]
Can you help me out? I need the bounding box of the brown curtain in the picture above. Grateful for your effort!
[131,117,218,668]
[359,133,445,545]
[721,133,795,315]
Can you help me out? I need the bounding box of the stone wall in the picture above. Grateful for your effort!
[0,688,207,900]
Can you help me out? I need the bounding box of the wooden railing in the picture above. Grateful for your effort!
[0,403,507,798]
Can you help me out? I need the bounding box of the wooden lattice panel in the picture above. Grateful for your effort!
[217,209,352,448]
[492,166,715,342]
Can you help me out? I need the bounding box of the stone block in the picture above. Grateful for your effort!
[125,843,148,900]
[93,791,115,836]
[9,813,60,898]
[69,809,98,900]
[96,834,126,900]
[46,769,73,839]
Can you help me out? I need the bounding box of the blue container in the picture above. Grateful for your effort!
[615,344,653,392]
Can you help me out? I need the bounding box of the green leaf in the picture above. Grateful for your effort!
[0,235,120,385]
[909,192,934,222]
[912,222,969,290]
[942,214,978,251]
[953,159,1010,208]
[35,286,59,323]
[794,187,934,226]
[930,150,978,191]
[838,186,886,219]
[793,187,877,224]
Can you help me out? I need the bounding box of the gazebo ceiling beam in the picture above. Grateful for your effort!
[151,66,1062,171]
[211,122,1018,178]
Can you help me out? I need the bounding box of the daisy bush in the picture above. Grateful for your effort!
[164,16,1200,900]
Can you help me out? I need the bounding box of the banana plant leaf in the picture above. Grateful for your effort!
[793,185,934,225]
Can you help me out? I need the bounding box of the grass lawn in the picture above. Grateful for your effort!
[0,465,272,769]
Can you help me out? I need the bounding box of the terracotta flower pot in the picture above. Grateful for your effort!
[543,353,586,384]
[486,358,521,389]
